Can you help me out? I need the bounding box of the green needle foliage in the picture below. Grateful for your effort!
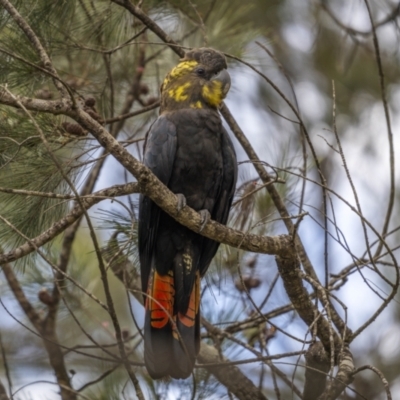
[0,108,72,256]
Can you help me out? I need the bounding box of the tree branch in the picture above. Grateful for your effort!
[73,107,292,255]
[0,88,71,113]
[275,251,342,357]
[303,342,329,400]
[318,347,354,400]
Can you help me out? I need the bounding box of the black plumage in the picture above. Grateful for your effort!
[138,48,237,379]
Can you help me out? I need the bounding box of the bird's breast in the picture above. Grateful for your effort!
[168,112,224,211]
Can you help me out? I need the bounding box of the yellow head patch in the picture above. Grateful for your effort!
[162,60,198,91]
[201,80,224,107]
[169,60,198,79]
[167,82,191,102]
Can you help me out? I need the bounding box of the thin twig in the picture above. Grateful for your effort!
[363,0,396,258]
[354,365,392,400]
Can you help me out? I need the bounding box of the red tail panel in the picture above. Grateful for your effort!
[146,270,175,329]
[177,272,200,327]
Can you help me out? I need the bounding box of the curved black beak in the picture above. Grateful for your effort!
[210,69,231,96]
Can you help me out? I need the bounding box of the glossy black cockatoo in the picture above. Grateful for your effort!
[138,48,237,379]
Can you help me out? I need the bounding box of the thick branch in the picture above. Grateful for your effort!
[0,101,290,264]
[73,108,291,256]
[303,342,329,400]
[0,89,292,262]
[275,251,342,356]
[0,89,71,113]
[318,347,354,400]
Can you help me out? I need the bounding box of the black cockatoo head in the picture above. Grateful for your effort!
[160,47,230,111]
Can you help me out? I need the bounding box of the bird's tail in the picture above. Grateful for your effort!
[144,269,200,379]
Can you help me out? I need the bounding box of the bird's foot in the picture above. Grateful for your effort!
[198,209,211,232]
[176,193,187,212]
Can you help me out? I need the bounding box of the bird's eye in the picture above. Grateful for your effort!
[196,68,205,76]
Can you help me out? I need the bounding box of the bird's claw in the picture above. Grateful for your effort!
[199,209,211,232]
[176,193,187,212]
